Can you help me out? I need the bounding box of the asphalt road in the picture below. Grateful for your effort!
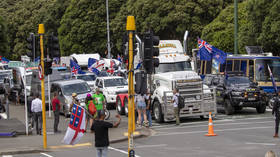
[4,107,279,157]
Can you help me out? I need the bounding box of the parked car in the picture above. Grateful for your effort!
[50,79,91,117]
[204,73,266,115]
[72,73,97,90]
[94,76,128,108]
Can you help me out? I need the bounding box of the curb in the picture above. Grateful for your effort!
[0,128,153,155]
[0,148,46,155]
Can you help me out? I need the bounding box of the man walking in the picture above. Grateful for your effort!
[172,88,180,125]
[52,92,61,133]
[31,93,42,135]
[92,88,105,111]
[272,91,280,138]
[91,110,121,157]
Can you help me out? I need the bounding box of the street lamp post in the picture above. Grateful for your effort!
[106,0,111,59]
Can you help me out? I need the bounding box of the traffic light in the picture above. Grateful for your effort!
[143,31,160,74]
[26,33,35,60]
[44,59,52,75]
[48,34,60,59]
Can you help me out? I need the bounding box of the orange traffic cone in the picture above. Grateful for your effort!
[205,112,217,136]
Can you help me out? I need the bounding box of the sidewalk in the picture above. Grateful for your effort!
[0,103,152,155]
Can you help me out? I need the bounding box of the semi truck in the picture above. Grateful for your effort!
[116,31,216,122]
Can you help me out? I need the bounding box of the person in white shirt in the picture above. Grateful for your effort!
[172,88,180,125]
[31,93,42,135]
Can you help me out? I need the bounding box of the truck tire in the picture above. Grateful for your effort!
[256,103,266,113]
[153,101,164,123]
[124,98,129,117]
[116,97,125,115]
[225,99,234,115]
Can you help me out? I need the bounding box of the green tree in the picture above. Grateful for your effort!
[58,0,126,57]
[0,16,9,57]
[201,1,248,54]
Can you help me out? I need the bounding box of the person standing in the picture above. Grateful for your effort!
[143,90,152,127]
[135,93,148,127]
[85,93,94,131]
[91,110,121,157]
[172,88,180,125]
[92,88,105,112]
[272,91,280,138]
[31,93,42,135]
[52,92,61,133]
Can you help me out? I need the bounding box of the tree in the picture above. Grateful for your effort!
[58,0,126,57]
[0,16,9,57]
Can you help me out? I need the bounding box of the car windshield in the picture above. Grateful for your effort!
[104,78,128,87]
[77,75,96,81]
[98,71,108,77]
[62,82,91,96]
[155,61,192,74]
[226,77,250,86]
[256,59,280,82]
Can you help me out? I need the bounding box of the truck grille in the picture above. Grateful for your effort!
[176,81,203,101]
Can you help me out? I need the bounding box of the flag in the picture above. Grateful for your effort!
[197,38,212,61]
[197,38,227,64]
[70,59,85,75]
[0,56,10,64]
[268,65,278,93]
[212,46,227,64]
[117,54,122,62]
[34,57,40,63]
[135,62,142,70]
[107,60,115,74]
[62,104,86,145]
[88,58,105,75]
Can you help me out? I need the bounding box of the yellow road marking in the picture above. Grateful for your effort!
[48,142,92,149]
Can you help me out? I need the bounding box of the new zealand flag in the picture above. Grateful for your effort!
[70,59,85,75]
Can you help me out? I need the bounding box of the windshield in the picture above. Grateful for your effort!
[104,78,128,87]
[226,77,250,86]
[77,75,96,81]
[62,82,91,96]
[256,59,280,82]
[155,61,192,74]
[26,75,32,86]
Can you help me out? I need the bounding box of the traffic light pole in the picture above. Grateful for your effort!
[38,24,47,149]
[126,16,136,157]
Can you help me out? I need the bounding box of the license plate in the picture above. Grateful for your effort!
[248,98,255,101]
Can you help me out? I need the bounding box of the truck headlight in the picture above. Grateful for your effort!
[196,95,201,100]
[232,91,241,95]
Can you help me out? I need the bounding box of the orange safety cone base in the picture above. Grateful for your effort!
[205,133,217,136]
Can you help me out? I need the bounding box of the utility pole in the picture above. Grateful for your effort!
[106,0,111,59]
[126,16,136,157]
[38,24,47,149]
[234,0,238,55]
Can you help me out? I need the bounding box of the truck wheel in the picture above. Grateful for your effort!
[124,98,129,117]
[153,101,164,123]
[256,103,266,113]
[116,97,125,115]
[225,99,234,115]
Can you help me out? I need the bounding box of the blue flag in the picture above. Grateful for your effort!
[70,59,85,75]
[197,39,213,61]
[268,65,278,93]
[88,58,105,75]
[0,57,10,64]
[212,46,227,64]
[197,38,227,64]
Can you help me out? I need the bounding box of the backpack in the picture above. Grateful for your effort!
[177,95,185,109]
[88,100,97,115]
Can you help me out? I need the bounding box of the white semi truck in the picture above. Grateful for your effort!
[150,32,216,122]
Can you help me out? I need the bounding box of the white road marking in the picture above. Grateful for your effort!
[40,153,53,157]
[109,146,141,157]
[246,142,276,146]
[152,116,272,129]
[2,155,13,157]
[154,126,273,136]
[154,120,273,131]
[136,144,167,148]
